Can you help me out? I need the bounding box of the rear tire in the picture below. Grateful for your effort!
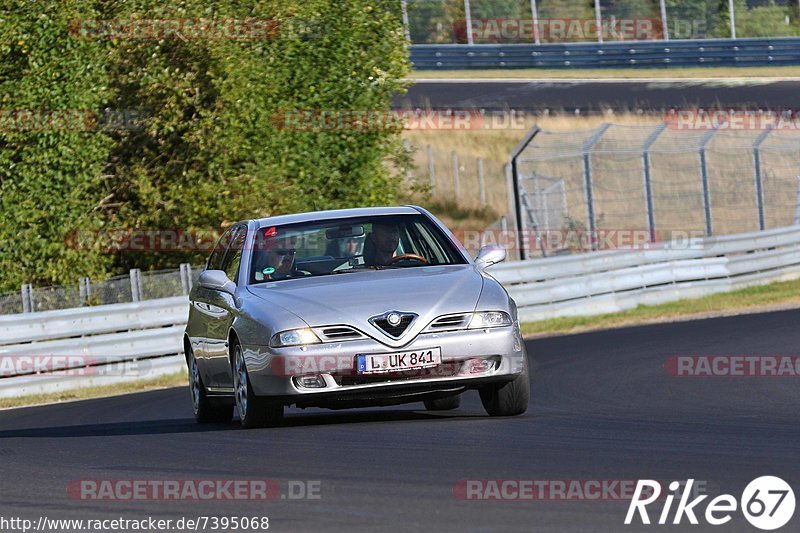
[233,343,283,429]
[423,393,461,411]
[479,362,530,417]
[188,349,232,424]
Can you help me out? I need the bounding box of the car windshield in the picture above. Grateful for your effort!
[250,214,466,284]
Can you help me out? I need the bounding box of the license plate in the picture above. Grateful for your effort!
[356,348,442,374]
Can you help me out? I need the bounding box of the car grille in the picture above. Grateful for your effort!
[372,314,415,338]
[427,314,470,331]
[315,326,364,342]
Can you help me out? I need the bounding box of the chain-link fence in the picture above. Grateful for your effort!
[405,0,800,44]
[512,122,800,258]
[0,264,203,316]
[404,141,508,214]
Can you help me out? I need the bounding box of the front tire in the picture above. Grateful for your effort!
[188,349,232,424]
[233,343,283,429]
[479,362,530,417]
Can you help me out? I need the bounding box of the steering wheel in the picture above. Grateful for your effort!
[389,253,428,266]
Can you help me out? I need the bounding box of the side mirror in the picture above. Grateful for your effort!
[475,245,506,270]
[199,270,236,295]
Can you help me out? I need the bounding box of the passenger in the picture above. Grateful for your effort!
[254,233,296,281]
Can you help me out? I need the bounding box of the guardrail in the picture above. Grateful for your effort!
[491,225,800,321]
[2,224,800,398]
[0,297,188,398]
[410,38,800,69]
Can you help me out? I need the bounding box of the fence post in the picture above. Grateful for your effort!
[130,268,143,302]
[728,0,737,39]
[79,277,91,304]
[21,284,33,313]
[400,0,411,43]
[451,151,460,202]
[641,123,667,242]
[529,0,541,44]
[794,176,800,225]
[698,127,718,236]
[464,0,474,45]
[659,0,670,40]
[582,123,611,250]
[427,144,436,194]
[180,263,193,295]
[753,127,773,231]
[594,0,603,43]
[477,157,486,208]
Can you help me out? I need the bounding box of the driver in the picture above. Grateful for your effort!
[363,222,400,267]
[254,231,297,281]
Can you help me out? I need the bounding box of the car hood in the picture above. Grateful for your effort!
[246,265,483,348]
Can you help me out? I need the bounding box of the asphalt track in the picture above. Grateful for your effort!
[396,79,800,112]
[1,309,798,532]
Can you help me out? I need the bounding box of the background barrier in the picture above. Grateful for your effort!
[410,38,800,69]
[3,224,800,397]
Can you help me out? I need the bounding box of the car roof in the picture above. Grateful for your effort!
[251,206,423,229]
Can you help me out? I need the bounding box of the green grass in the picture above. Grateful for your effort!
[521,277,800,337]
[0,371,188,410]
[410,66,800,79]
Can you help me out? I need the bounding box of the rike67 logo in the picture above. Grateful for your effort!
[626,477,795,530]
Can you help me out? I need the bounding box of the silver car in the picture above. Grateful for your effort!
[184,206,529,428]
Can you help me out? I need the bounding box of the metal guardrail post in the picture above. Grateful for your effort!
[641,123,667,242]
[130,269,143,302]
[180,264,193,295]
[451,151,460,202]
[698,127,718,236]
[753,127,773,231]
[477,158,486,208]
[728,0,737,39]
[582,123,611,250]
[21,284,33,313]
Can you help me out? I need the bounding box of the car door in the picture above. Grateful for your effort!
[190,225,242,390]
[202,225,247,389]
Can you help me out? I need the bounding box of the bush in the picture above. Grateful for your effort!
[0,0,410,291]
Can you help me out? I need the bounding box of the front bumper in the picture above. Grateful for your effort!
[242,325,526,406]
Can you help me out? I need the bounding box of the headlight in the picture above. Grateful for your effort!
[468,311,512,329]
[270,328,321,347]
